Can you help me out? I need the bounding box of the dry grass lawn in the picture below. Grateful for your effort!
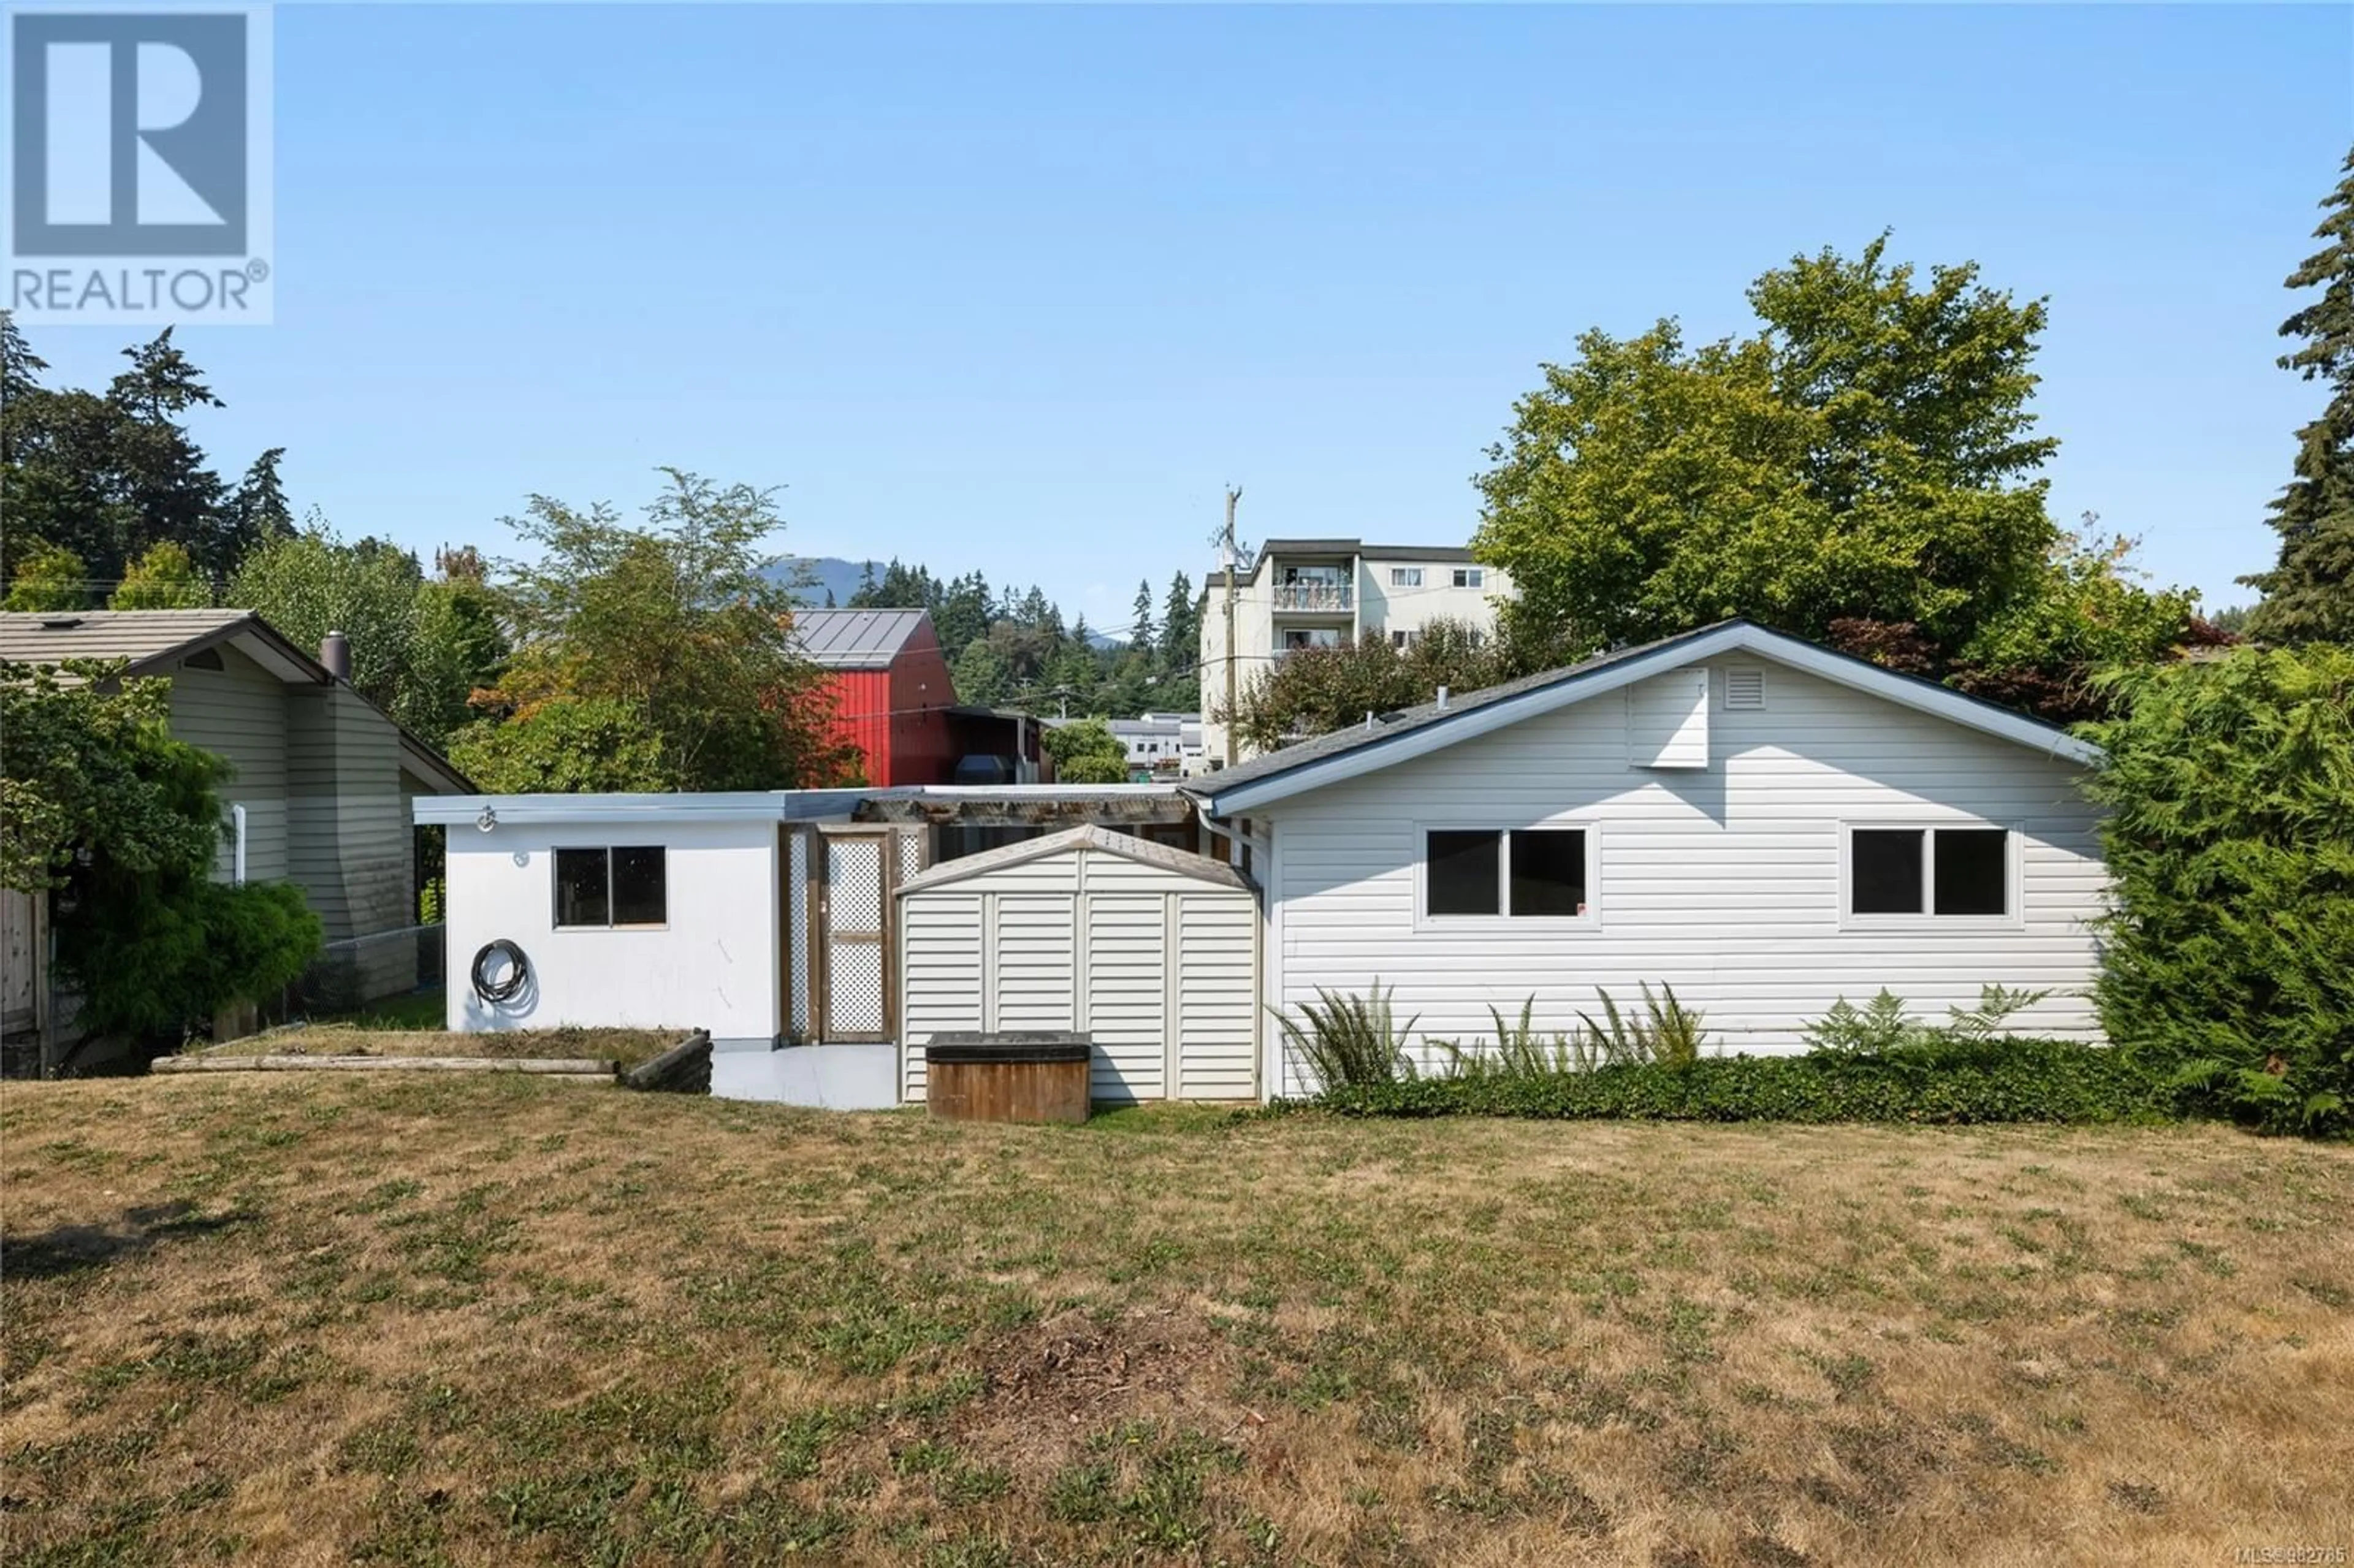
[199,1025,680,1068]
[3,1076,2350,1567]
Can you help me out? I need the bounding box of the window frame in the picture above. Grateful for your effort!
[1389,566,1424,587]
[1452,567,1485,589]
[1414,821,1600,931]
[1837,821,2020,931]
[550,844,670,932]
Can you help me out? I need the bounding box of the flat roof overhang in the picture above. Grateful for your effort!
[413,784,1193,831]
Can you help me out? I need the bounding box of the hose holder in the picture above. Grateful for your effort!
[471,939,530,1005]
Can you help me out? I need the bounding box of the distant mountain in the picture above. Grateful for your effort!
[763,556,1126,648]
[760,556,876,608]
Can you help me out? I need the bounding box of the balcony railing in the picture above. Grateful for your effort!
[1272,581,1353,613]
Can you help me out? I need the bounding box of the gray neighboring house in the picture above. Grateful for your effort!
[1,609,474,1043]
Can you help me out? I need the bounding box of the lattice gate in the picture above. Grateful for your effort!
[804,828,923,1043]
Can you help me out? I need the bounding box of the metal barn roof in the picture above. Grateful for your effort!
[789,609,931,669]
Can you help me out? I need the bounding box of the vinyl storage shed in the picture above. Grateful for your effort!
[896,826,1259,1105]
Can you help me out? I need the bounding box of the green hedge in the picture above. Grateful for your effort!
[1307,1038,2179,1126]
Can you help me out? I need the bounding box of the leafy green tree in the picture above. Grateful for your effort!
[1042,717,1130,783]
[1227,617,1580,750]
[2082,644,2354,1135]
[228,522,425,706]
[406,546,510,742]
[1948,526,2203,723]
[1474,237,2193,718]
[1477,238,2060,654]
[479,470,855,790]
[2243,148,2354,644]
[2,660,222,890]
[109,541,211,609]
[951,636,1014,707]
[0,325,270,585]
[4,541,90,611]
[445,697,670,793]
[2,659,322,1048]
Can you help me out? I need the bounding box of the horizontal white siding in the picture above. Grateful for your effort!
[900,892,983,1100]
[1176,896,1257,1098]
[897,844,1260,1103]
[1263,658,2106,1094]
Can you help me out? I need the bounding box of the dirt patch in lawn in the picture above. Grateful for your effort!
[3,1078,2350,1566]
[197,1023,682,1067]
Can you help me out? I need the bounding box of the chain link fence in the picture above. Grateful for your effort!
[283,923,445,1016]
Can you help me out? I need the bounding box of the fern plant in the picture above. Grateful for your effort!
[1579,983,1708,1068]
[1271,984,1420,1090]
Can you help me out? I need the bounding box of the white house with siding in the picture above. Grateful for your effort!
[1189,619,2109,1097]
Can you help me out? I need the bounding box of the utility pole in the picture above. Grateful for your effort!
[1220,485,1242,767]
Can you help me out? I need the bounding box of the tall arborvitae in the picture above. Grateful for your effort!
[2244,148,2354,644]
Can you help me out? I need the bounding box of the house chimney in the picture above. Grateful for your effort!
[320,630,351,682]
[1436,685,1450,710]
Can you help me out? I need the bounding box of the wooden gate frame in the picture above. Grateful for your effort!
[802,826,923,1044]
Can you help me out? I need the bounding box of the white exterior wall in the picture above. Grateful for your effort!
[1257,657,2105,1095]
[444,817,780,1043]
[899,844,1258,1103]
[1357,555,1510,647]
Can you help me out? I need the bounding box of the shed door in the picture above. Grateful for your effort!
[898,868,1259,1103]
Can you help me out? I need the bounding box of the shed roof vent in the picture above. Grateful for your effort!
[1724,667,1766,710]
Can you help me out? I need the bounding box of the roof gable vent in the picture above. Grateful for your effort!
[1724,667,1766,710]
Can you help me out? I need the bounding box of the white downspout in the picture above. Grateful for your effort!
[231,804,248,885]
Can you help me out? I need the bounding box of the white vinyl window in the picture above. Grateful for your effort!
[1423,828,1591,921]
[1453,567,1485,589]
[1390,628,1417,649]
[1845,826,2011,921]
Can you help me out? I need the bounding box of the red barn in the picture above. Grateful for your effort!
[794,609,959,786]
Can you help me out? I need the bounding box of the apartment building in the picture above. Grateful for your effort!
[1197,538,1512,764]
[1107,712,1206,775]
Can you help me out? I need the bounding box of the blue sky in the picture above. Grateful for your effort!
[22,4,2353,628]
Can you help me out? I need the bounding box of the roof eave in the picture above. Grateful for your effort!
[1197,622,2101,817]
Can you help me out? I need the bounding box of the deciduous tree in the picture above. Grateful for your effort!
[468,469,855,790]
[109,541,211,609]
[1473,237,2193,718]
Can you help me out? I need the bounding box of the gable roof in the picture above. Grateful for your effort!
[1190,619,2100,817]
[894,823,1248,895]
[0,609,474,794]
[789,608,932,669]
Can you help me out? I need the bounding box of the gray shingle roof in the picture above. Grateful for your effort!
[0,608,476,793]
[0,608,263,671]
[788,608,931,669]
